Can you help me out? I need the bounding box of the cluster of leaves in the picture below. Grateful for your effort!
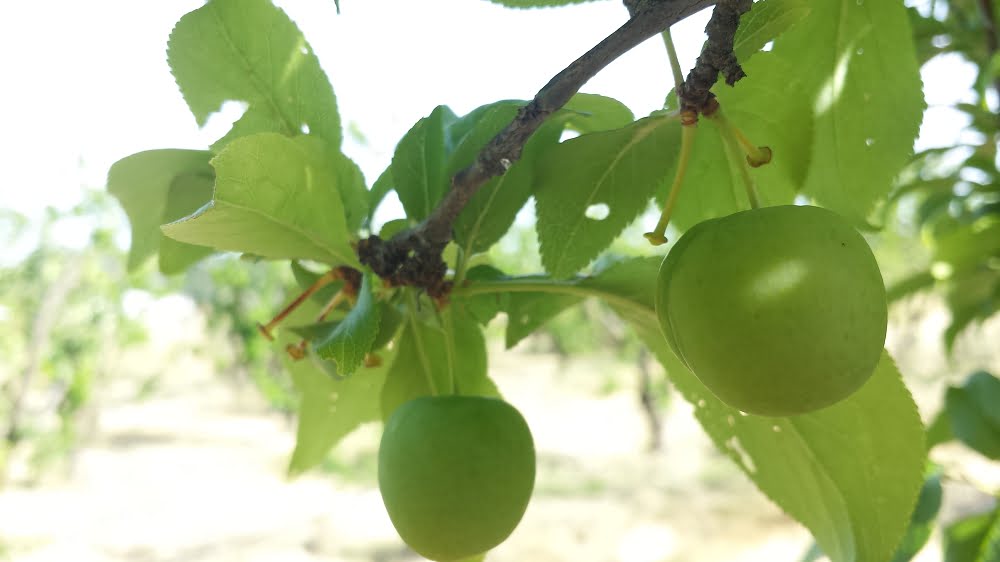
[800,369,1000,562]
[885,0,1000,348]
[103,0,991,560]
[0,193,148,484]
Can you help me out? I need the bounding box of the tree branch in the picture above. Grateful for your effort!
[358,0,718,296]
[678,0,752,115]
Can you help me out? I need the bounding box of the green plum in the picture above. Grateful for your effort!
[656,205,887,416]
[378,395,535,561]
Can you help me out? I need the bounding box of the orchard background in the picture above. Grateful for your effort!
[1,1,999,561]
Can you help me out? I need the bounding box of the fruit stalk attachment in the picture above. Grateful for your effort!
[645,115,698,246]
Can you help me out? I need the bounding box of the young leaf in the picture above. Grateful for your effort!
[732,0,811,62]
[168,0,341,150]
[771,0,925,222]
[668,53,809,230]
[561,93,635,134]
[945,371,1000,460]
[162,133,360,268]
[107,149,214,274]
[314,274,381,376]
[391,106,458,221]
[584,257,925,562]
[286,345,395,477]
[367,167,394,226]
[380,298,500,420]
[535,115,680,278]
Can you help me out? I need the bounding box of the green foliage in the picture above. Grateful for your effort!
[168,0,341,150]
[102,0,997,558]
[570,257,926,562]
[162,134,361,268]
[535,115,679,277]
[944,508,1000,562]
[771,0,925,222]
[314,274,381,376]
[944,371,1000,460]
[380,300,499,421]
[107,149,214,273]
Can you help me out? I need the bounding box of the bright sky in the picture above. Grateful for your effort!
[0,0,978,254]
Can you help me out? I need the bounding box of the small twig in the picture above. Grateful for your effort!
[359,0,718,296]
[678,0,752,114]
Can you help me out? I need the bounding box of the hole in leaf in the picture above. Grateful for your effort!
[301,123,311,134]
[559,130,580,143]
[585,203,610,221]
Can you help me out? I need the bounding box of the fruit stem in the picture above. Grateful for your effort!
[660,28,685,97]
[316,289,348,323]
[714,114,762,210]
[438,307,458,396]
[405,290,441,396]
[258,269,342,341]
[644,121,697,246]
[710,109,772,167]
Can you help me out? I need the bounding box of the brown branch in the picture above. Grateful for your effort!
[678,0,752,115]
[358,0,718,296]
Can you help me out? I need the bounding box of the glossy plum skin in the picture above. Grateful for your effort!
[378,395,535,561]
[656,205,887,416]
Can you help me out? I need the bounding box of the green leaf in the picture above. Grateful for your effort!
[315,273,381,376]
[462,265,511,325]
[451,101,536,255]
[287,345,394,476]
[505,291,582,349]
[771,0,925,221]
[367,166,394,225]
[168,0,341,150]
[380,298,499,420]
[669,53,810,230]
[944,508,1000,562]
[278,296,393,477]
[107,149,215,274]
[945,371,1000,459]
[391,106,458,221]
[561,93,635,134]
[585,257,926,562]
[453,95,636,256]
[535,115,680,277]
[889,466,943,562]
[732,0,811,62]
[162,133,360,268]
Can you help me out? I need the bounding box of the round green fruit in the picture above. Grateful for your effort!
[378,395,536,561]
[656,205,887,416]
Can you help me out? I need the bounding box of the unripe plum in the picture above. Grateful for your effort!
[378,395,535,561]
[656,205,887,416]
